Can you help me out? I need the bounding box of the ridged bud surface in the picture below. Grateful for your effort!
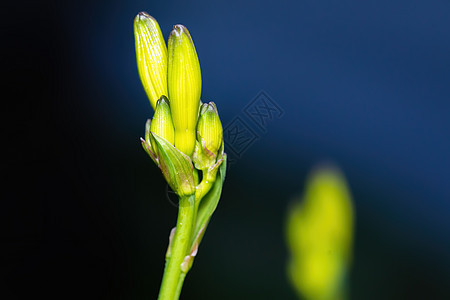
[134,12,168,110]
[168,24,201,157]
[197,102,223,156]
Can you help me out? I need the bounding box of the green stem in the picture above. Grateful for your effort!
[158,195,195,300]
[174,272,187,299]
[194,170,214,211]
[165,176,212,299]
[189,174,213,250]
[158,170,217,299]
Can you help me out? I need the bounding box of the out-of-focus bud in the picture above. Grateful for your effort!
[286,166,354,300]
[134,12,168,110]
[167,24,202,157]
[197,102,223,156]
[151,133,196,197]
[150,96,175,151]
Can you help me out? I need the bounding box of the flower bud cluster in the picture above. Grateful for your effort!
[135,12,225,197]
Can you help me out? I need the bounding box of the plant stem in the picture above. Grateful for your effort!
[194,173,214,211]
[158,195,195,300]
[174,272,187,299]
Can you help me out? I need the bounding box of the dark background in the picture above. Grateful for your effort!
[3,0,450,299]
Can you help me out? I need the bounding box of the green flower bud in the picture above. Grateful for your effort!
[197,102,223,156]
[150,96,175,151]
[134,12,168,110]
[168,24,202,157]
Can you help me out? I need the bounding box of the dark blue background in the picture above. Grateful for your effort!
[4,0,450,299]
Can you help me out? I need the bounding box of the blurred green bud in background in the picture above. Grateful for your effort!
[286,165,354,300]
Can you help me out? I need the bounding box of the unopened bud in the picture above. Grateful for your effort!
[167,24,201,157]
[197,102,223,156]
[134,12,168,110]
[150,96,175,149]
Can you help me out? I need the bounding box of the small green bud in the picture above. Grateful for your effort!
[150,96,175,151]
[168,24,202,157]
[134,12,168,110]
[197,102,223,156]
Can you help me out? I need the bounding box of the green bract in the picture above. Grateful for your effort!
[151,133,195,197]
